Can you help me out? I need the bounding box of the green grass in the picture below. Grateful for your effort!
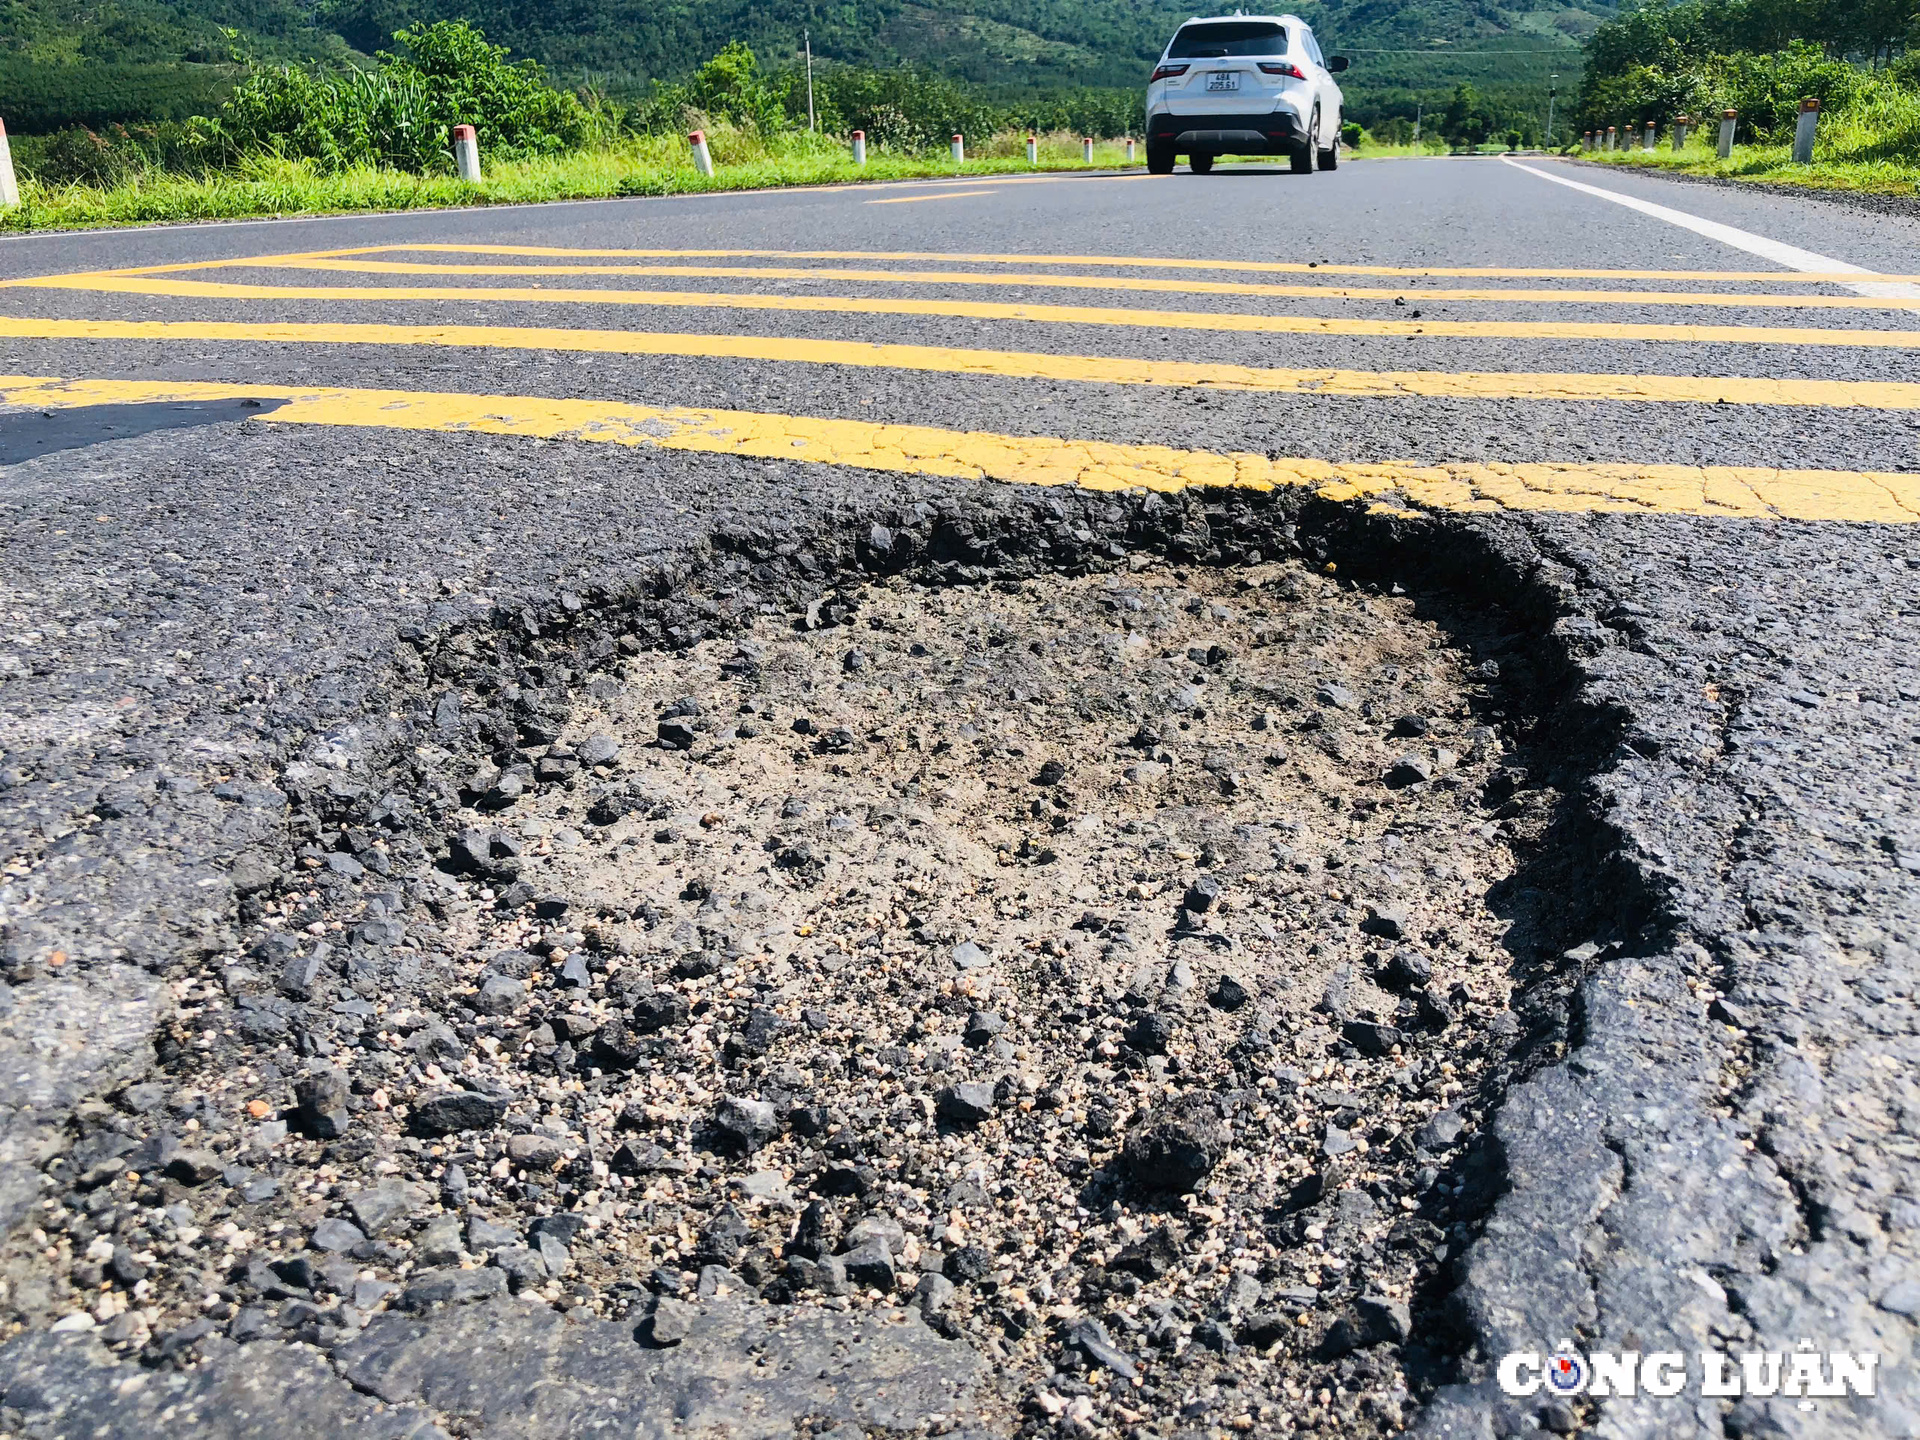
[0,127,1149,232]
[1575,83,1920,200]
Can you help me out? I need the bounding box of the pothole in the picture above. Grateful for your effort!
[466,557,1528,1433]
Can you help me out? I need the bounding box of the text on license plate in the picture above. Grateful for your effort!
[1206,73,1239,91]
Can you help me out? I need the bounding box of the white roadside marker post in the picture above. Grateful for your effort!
[951,133,965,166]
[1643,121,1655,151]
[1717,109,1737,159]
[1605,126,1616,152]
[1583,131,1592,151]
[1793,98,1819,164]
[851,130,866,167]
[1672,115,1689,150]
[451,123,482,183]
[1082,137,1093,163]
[689,130,714,177]
[0,119,17,207]
[1126,137,1135,163]
[1025,134,1038,165]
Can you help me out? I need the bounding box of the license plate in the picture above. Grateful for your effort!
[1206,72,1239,92]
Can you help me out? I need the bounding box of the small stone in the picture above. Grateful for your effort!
[1322,1124,1357,1158]
[466,1215,518,1254]
[492,1246,549,1293]
[228,1307,274,1343]
[936,1083,997,1125]
[280,950,323,1000]
[841,1242,896,1290]
[409,1089,510,1137]
[401,1267,509,1309]
[417,1215,464,1266]
[1034,759,1067,787]
[163,1148,223,1186]
[962,1010,1005,1046]
[1064,1315,1139,1380]
[472,974,524,1016]
[529,1213,588,1249]
[1125,1010,1175,1055]
[712,1095,779,1152]
[1417,1110,1466,1151]
[1386,754,1433,788]
[507,1133,567,1168]
[558,954,592,988]
[1381,949,1433,990]
[347,1180,427,1236]
[1182,875,1223,914]
[1356,1292,1412,1344]
[1361,904,1408,940]
[1341,1018,1405,1057]
[637,1294,693,1347]
[914,1272,956,1315]
[843,647,868,674]
[1122,1094,1229,1191]
[294,1068,350,1140]
[309,1218,366,1253]
[1391,714,1430,737]
[951,940,990,971]
[577,733,620,766]
[1209,975,1250,1011]
[1315,683,1357,710]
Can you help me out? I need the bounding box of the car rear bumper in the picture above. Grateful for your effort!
[1148,109,1302,154]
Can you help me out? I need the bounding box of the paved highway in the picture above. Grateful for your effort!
[0,157,1916,1439]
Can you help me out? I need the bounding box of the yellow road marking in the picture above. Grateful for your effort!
[12,274,1919,348]
[8,315,1920,410]
[211,258,1920,312]
[87,244,1920,285]
[865,190,998,205]
[4,374,1914,524]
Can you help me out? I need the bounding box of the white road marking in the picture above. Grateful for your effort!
[1500,157,1920,301]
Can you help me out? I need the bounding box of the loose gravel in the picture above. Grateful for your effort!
[4,551,1586,1438]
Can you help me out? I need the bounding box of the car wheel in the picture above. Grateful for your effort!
[1318,131,1340,170]
[1189,153,1215,174]
[1291,112,1319,173]
[1147,142,1175,174]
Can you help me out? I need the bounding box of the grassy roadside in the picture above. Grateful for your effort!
[0,130,1146,233]
[1573,86,1920,200]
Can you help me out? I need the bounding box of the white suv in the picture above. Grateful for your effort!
[1145,14,1347,174]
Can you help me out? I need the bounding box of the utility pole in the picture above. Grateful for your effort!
[1545,73,1557,148]
[805,30,816,131]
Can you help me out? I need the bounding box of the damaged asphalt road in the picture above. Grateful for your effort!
[0,159,1917,1439]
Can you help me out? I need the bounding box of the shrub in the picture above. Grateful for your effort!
[1720,41,1863,138]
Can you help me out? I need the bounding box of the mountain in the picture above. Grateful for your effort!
[0,0,1609,131]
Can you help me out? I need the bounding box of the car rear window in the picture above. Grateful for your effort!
[1167,21,1288,58]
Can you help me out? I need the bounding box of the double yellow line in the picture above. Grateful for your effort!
[10,273,1920,349]
[8,374,1914,524]
[6,315,1920,410]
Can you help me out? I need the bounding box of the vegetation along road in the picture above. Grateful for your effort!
[0,154,1917,1439]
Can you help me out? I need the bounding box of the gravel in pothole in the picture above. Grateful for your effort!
[18,559,1533,1439]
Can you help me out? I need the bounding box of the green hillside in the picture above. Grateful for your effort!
[0,0,1602,133]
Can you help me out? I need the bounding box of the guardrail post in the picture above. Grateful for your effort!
[1672,115,1689,150]
[1793,98,1819,164]
[451,123,482,182]
[1025,134,1037,165]
[1717,109,1736,158]
[688,130,714,176]
[851,130,866,166]
[951,133,965,165]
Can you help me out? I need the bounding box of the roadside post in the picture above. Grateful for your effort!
[1126,137,1136,163]
[1025,134,1038,165]
[1082,137,1094,162]
[951,134,965,166]
[689,130,714,177]
[1605,126,1616,151]
[451,124,482,183]
[1642,121,1655,150]
[850,130,866,166]
[0,120,17,207]
[1717,109,1737,158]
[1793,98,1819,164]
[1672,115,1689,150]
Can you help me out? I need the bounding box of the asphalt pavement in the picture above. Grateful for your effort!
[0,155,1917,1439]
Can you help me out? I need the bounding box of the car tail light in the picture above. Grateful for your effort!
[1150,64,1189,82]
[1258,62,1306,78]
